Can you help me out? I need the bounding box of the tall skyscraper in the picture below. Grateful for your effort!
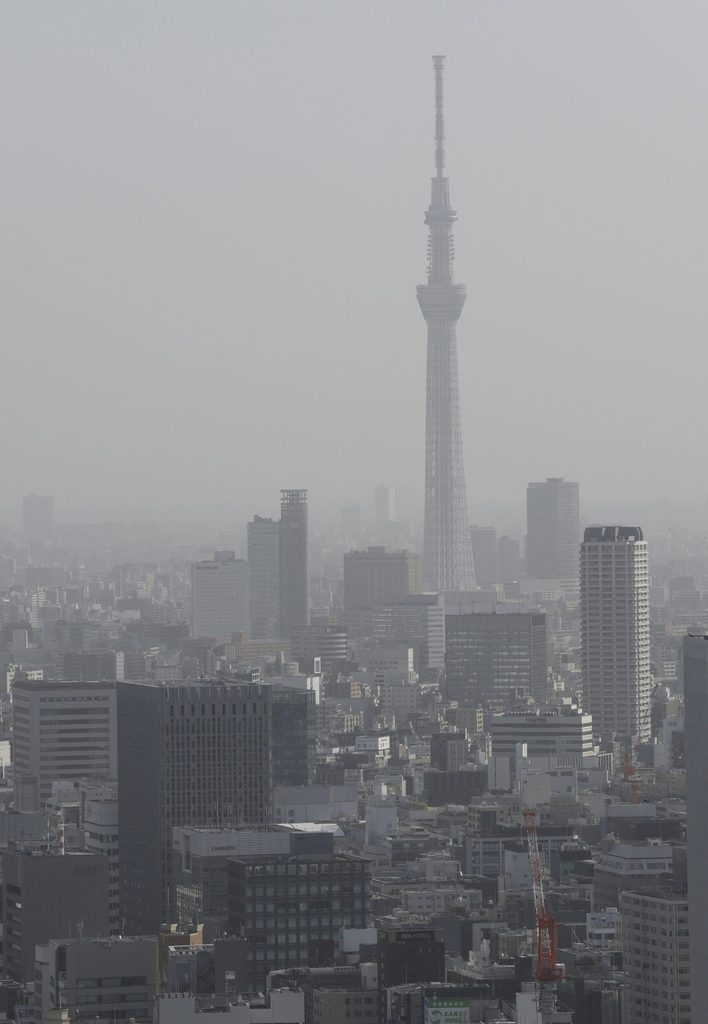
[191,551,250,640]
[247,516,281,639]
[279,489,309,637]
[683,632,708,1021]
[117,679,273,935]
[580,526,650,743]
[22,493,54,542]
[470,526,498,586]
[375,486,397,525]
[417,56,475,593]
[526,478,580,580]
[12,679,117,810]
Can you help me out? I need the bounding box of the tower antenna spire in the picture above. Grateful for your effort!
[433,55,445,178]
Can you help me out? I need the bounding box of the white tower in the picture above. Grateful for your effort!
[417,57,475,592]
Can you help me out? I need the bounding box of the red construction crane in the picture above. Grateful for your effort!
[523,808,564,1023]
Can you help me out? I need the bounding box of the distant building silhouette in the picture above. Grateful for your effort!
[470,526,498,586]
[190,550,250,641]
[526,477,579,580]
[279,489,309,637]
[247,516,281,639]
[375,485,397,525]
[22,494,53,542]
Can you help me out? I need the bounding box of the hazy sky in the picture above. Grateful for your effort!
[2,3,707,524]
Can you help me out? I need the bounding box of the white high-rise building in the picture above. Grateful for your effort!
[190,551,250,641]
[12,679,117,809]
[620,889,691,1024]
[580,526,650,743]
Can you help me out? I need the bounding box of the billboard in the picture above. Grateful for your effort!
[424,998,469,1024]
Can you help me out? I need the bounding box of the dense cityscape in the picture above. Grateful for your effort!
[2,6,705,1024]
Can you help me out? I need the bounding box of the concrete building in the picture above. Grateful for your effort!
[489,705,595,764]
[581,526,651,743]
[526,478,579,581]
[372,594,445,672]
[279,489,309,638]
[375,486,397,526]
[445,609,547,706]
[594,840,674,911]
[470,526,498,586]
[227,834,371,991]
[620,889,690,1024]
[12,678,117,810]
[2,849,110,983]
[430,733,467,772]
[23,494,54,542]
[357,647,414,674]
[273,785,358,824]
[155,990,304,1024]
[343,547,421,612]
[291,625,347,674]
[117,680,273,936]
[684,632,708,1023]
[191,552,250,641]
[82,781,119,934]
[247,517,281,640]
[35,935,158,1024]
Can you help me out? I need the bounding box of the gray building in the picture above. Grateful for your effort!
[2,850,110,983]
[620,889,690,1024]
[489,705,595,763]
[684,632,708,1023]
[372,593,445,673]
[581,526,650,743]
[445,610,547,706]
[526,478,579,581]
[470,527,498,586]
[35,935,158,1024]
[227,833,371,993]
[280,489,309,638]
[247,516,281,640]
[271,688,316,789]
[593,840,674,911]
[117,680,273,936]
[12,679,117,810]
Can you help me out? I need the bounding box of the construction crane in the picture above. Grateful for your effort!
[524,808,564,1023]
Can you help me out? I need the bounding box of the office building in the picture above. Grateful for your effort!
[372,594,445,672]
[497,535,523,584]
[117,680,273,936]
[417,57,475,593]
[247,517,281,639]
[12,679,117,810]
[280,490,309,637]
[291,625,347,675]
[271,688,316,788]
[620,889,690,1024]
[2,849,110,983]
[526,478,579,581]
[489,705,595,763]
[430,733,467,772]
[684,632,708,1022]
[82,781,120,934]
[22,493,54,542]
[227,832,371,992]
[375,486,397,525]
[191,552,250,641]
[470,526,498,586]
[377,929,445,1023]
[581,526,651,743]
[60,651,124,682]
[35,936,158,1024]
[594,840,674,911]
[343,547,421,612]
[445,610,547,706]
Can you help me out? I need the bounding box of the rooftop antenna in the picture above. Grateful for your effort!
[433,55,445,179]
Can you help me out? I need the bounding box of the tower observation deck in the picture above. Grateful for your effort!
[417,56,475,592]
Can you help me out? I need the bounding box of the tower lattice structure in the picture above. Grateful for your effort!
[417,56,475,592]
